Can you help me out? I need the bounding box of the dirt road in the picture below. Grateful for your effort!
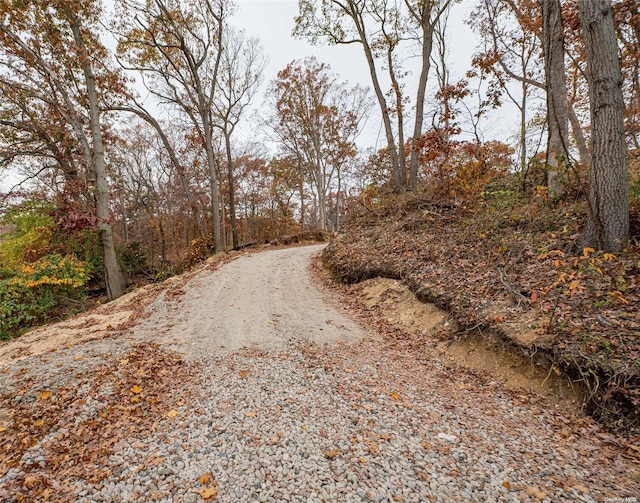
[1,245,638,502]
[135,244,361,357]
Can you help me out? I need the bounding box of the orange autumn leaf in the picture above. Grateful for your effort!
[130,385,142,394]
[199,472,214,485]
[38,391,51,400]
[167,409,180,418]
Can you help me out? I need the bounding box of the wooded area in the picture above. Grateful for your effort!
[1,0,638,347]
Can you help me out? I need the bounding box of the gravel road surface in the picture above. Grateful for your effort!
[1,244,638,502]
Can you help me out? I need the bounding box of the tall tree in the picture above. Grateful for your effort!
[579,0,629,251]
[541,0,570,195]
[405,0,454,189]
[269,58,370,231]
[295,0,404,190]
[115,0,229,252]
[213,29,266,248]
[468,0,542,176]
[111,101,208,238]
[0,0,126,300]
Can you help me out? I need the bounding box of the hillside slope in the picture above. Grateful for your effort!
[323,191,640,434]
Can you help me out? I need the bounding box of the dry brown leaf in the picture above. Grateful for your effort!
[390,391,401,401]
[130,385,142,394]
[322,449,341,459]
[501,481,511,491]
[199,471,214,485]
[33,420,44,427]
[238,370,249,378]
[167,410,180,418]
[524,486,546,500]
[572,484,589,494]
[119,359,129,366]
[23,475,38,489]
[196,487,218,500]
[38,390,51,400]
[245,412,256,417]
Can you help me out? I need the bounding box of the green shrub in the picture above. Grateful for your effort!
[0,254,89,339]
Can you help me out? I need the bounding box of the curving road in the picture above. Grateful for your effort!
[137,244,362,357]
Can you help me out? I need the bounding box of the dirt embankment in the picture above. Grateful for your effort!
[343,277,581,411]
[322,193,640,435]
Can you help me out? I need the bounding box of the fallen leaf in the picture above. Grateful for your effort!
[196,487,218,500]
[344,368,354,373]
[572,484,588,494]
[167,410,180,418]
[23,475,38,489]
[38,391,51,400]
[131,396,140,403]
[501,481,511,491]
[524,486,546,500]
[238,370,249,378]
[130,386,142,394]
[34,420,44,427]
[390,392,401,401]
[74,355,83,361]
[245,412,256,417]
[199,472,214,485]
[41,488,52,501]
[119,359,129,366]
[323,449,341,459]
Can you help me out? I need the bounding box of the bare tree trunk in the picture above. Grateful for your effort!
[348,6,402,190]
[70,17,125,300]
[519,80,528,176]
[579,0,629,252]
[223,130,238,248]
[407,2,436,190]
[542,0,570,196]
[568,102,590,166]
[299,178,305,232]
[204,131,223,252]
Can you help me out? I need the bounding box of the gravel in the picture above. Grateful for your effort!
[64,341,623,503]
[1,245,638,502]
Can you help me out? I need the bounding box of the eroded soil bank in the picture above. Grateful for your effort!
[322,193,640,436]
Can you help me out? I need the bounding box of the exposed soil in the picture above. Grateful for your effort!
[348,277,582,412]
[0,243,639,502]
[322,191,640,434]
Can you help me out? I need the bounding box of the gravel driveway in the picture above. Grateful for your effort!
[1,245,638,502]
